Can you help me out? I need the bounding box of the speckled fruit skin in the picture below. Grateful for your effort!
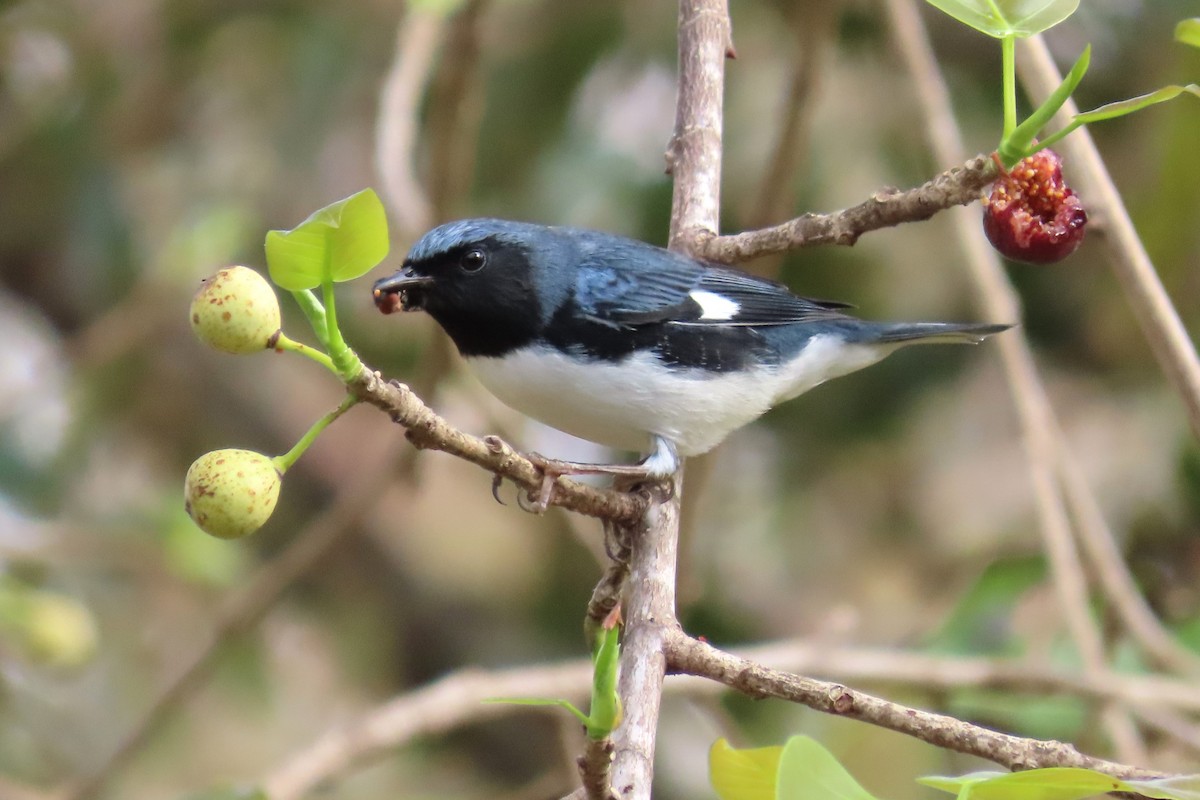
[983,149,1087,264]
[184,449,281,539]
[190,266,281,354]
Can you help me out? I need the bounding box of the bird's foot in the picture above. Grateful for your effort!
[520,437,679,514]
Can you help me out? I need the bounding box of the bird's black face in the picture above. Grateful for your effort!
[373,235,544,358]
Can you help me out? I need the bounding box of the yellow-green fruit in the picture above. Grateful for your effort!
[185,449,281,539]
[190,266,281,354]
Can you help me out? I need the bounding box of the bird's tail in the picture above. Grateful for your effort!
[869,321,1013,345]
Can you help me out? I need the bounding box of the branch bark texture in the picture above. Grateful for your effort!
[348,370,646,522]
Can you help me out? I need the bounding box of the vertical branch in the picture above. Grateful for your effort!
[608,2,731,798]
[375,8,445,236]
[667,0,732,248]
[749,0,838,232]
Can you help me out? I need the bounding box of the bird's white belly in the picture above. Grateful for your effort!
[465,335,886,457]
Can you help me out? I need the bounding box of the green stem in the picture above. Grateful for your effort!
[271,395,358,474]
[273,332,337,375]
[1032,119,1084,153]
[321,278,361,380]
[1001,35,1017,138]
[290,290,330,349]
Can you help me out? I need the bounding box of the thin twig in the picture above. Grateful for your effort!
[1053,432,1200,675]
[747,0,839,234]
[263,661,595,800]
[1015,37,1200,442]
[425,0,490,222]
[375,7,444,235]
[1131,706,1200,758]
[578,738,619,800]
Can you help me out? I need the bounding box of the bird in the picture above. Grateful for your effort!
[372,219,1010,481]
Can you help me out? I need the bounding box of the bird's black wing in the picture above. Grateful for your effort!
[573,245,853,328]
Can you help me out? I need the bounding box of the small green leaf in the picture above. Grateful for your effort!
[920,768,1127,800]
[1034,84,1200,154]
[586,607,623,740]
[999,45,1090,167]
[1176,18,1200,49]
[482,697,592,728]
[1072,84,1200,126]
[925,556,1046,655]
[1120,775,1200,800]
[924,0,1079,39]
[709,739,782,800]
[265,188,389,291]
[776,736,883,800]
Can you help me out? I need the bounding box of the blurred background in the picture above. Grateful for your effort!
[1,0,1199,798]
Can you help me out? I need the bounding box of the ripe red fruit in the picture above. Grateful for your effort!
[983,150,1087,264]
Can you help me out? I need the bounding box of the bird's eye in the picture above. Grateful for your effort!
[460,248,487,272]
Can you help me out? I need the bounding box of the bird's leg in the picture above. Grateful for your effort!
[523,436,679,513]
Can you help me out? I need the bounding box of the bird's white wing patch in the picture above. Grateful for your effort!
[688,289,740,321]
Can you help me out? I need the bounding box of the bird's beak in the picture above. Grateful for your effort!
[373,268,434,315]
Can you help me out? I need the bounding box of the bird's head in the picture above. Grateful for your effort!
[373,219,573,357]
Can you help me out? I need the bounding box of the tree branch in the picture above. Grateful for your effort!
[666,632,1166,779]
[347,369,647,523]
[690,155,997,263]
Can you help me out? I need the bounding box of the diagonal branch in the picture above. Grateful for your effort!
[347,369,647,522]
[665,631,1167,779]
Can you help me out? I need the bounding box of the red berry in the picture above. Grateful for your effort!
[983,150,1087,264]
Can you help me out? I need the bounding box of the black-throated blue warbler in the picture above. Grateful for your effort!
[373,219,1010,479]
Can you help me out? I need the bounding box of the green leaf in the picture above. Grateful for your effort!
[1034,84,1200,154]
[1176,18,1200,49]
[923,0,1079,38]
[586,608,622,740]
[925,556,1046,655]
[919,768,1133,800]
[999,45,1090,167]
[922,769,1200,800]
[776,736,883,800]
[482,696,592,728]
[1120,775,1200,800]
[1072,84,1200,126]
[709,739,782,800]
[264,188,389,291]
